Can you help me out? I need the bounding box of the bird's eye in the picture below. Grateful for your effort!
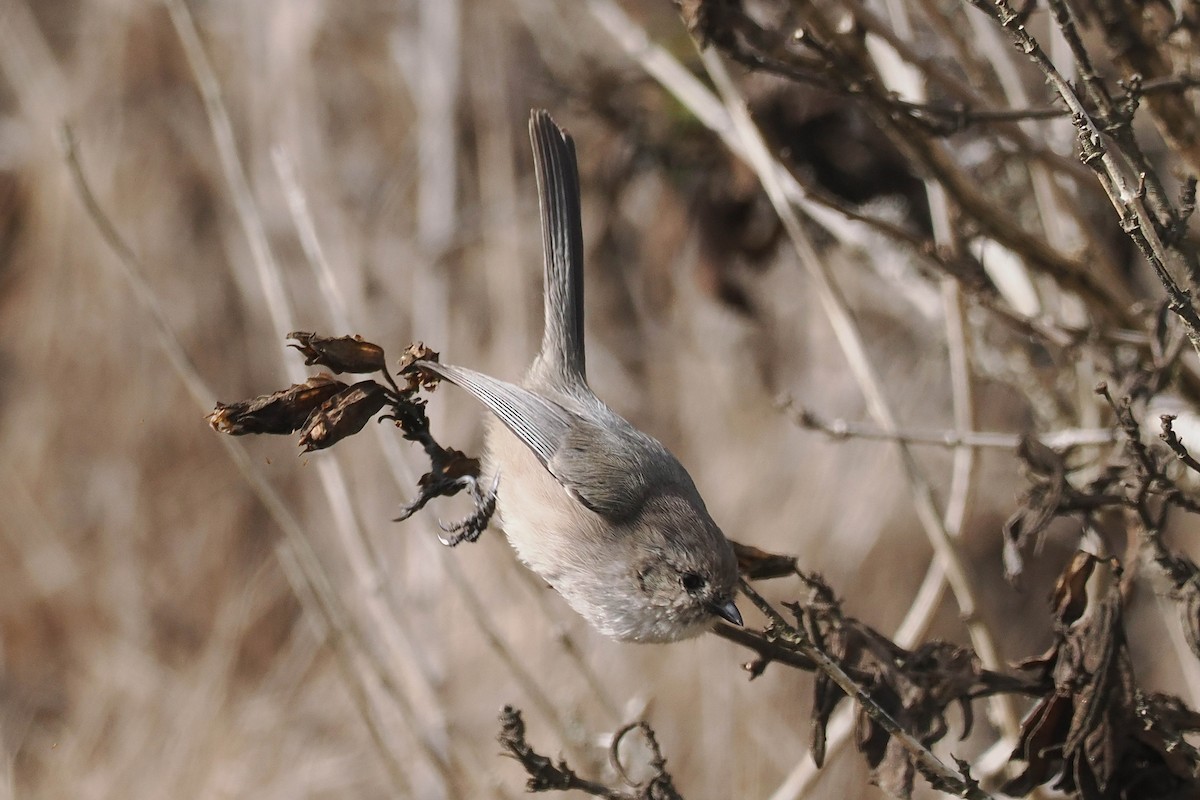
[681,573,707,593]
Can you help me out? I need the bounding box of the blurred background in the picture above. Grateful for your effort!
[1,0,1196,798]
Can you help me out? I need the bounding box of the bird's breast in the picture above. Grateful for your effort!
[483,416,612,582]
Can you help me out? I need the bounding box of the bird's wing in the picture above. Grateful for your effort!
[418,361,678,518]
[417,362,570,466]
[546,417,665,519]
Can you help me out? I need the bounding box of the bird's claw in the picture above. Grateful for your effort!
[436,472,499,546]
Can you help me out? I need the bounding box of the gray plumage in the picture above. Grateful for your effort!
[419,110,741,642]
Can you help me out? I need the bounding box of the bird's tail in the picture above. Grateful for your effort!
[528,109,587,389]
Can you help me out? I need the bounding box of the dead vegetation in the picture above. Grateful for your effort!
[5,0,1200,798]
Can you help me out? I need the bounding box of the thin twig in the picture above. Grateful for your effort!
[271,143,457,750]
[1044,0,1176,236]
[270,146,356,331]
[962,0,1200,354]
[712,0,1139,324]
[498,707,627,798]
[1160,415,1200,475]
[788,403,1117,449]
[441,554,595,766]
[699,40,1014,752]
[811,0,1093,184]
[58,122,417,797]
[498,707,683,799]
[776,28,999,791]
[161,3,467,792]
[964,0,1126,296]
[584,0,890,259]
[274,114,617,766]
[738,582,993,799]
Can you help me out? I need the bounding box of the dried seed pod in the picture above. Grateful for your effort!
[287,331,387,374]
[397,341,441,393]
[298,380,389,451]
[208,374,347,435]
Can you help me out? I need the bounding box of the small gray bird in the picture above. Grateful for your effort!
[420,110,742,642]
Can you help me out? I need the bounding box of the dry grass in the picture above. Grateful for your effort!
[2,1,1196,798]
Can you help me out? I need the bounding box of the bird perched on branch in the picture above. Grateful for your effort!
[418,110,742,643]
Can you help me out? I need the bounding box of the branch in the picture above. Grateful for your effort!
[498,707,683,800]
[788,402,1117,450]
[737,581,994,799]
[58,123,420,796]
[962,0,1200,355]
[1160,415,1200,475]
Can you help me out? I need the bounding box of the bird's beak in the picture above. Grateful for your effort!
[711,598,743,626]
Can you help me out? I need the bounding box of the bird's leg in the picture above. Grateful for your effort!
[436,471,500,546]
[389,415,497,545]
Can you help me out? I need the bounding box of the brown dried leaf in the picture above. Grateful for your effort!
[287,331,387,374]
[1135,692,1200,778]
[207,374,347,435]
[791,575,982,796]
[731,540,797,580]
[1004,554,1200,798]
[674,0,743,48]
[863,642,982,798]
[394,445,484,522]
[1003,436,1069,582]
[1050,549,1100,627]
[397,341,441,393]
[1020,434,1066,476]
[297,380,389,452]
[1178,577,1200,662]
[873,735,917,798]
[396,341,439,371]
[426,446,481,486]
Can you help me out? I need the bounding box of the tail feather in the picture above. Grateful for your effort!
[529,110,586,387]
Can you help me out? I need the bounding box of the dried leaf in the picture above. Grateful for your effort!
[873,735,917,798]
[207,374,347,435]
[297,380,389,451]
[397,341,442,393]
[791,575,982,796]
[1003,554,1200,798]
[674,0,743,48]
[1002,436,1068,582]
[287,331,387,374]
[1050,549,1100,626]
[810,667,840,768]
[1178,578,1200,662]
[394,445,497,545]
[731,540,797,580]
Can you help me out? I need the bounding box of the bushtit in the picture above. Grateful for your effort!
[420,110,742,642]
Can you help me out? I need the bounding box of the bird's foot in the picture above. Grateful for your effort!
[437,472,500,546]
